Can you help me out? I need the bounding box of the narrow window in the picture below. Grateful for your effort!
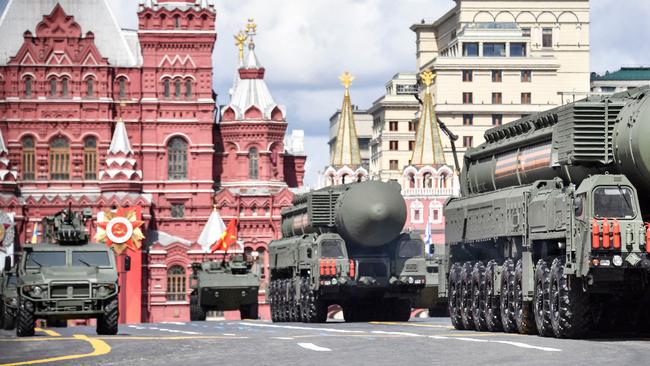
[22,137,36,180]
[408,121,417,131]
[163,79,170,98]
[463,136,473,148]
[492,70,502,82]
[185,79,192,98]
[522,27,531,37]
[389,160,398,170]
[423,172,433,188]
[174,15,181,29]
[49,137,70,180]
[174,79,181,98]
[167,137,188,180]
[86,78,94,97]
[49,79,57,97]
[61,78,68,96]
[389,141,398,151]
[171,204,185,218]
[492,92,502,104]
[25,77,33,97]
[408,140,415,151]
[83,137,97,180]
[492,114,503,126]
[248,147,259,179]
[462,70,473,82]
[119,78,126,98]
[389,121,398,131]
[521,92,532,104]
[166,266,186,301]
[542,28,553,48]
[463,114,473,126]
[463,92,473,104]
[521,70,532,82]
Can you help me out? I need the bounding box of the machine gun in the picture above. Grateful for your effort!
[42,204,93,245]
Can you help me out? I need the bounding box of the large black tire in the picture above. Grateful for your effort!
[460,262,475,330]
[471,261,488,331]
[514,259,537,334]
[534,259,553,337]
[303,286,327,323]
[484,260,502,332]
[288,279,300,322]
[0,301,4,329]
[448,263,464,330]
[3,304,16,330]
[550,258,591,338]
[499,258,517,333]
[190,293,207,321]
[270,280,279,322]
[96,297,118,335]
[393,299,411,322]
[343,303,360,322]
[16,298,35,337]
[279,279,289,322]
[428,302,448,317]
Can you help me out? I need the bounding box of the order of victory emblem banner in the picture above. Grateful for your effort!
[0,211,14,254]
[95,207,145,255]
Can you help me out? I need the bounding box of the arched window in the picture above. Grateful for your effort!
[163,79,170,98]
[49,78,57,96]
[22,137,35,180]
[174,79,181,98]
[83,137,97,180]
[173,15,181,29]
[410,200,424,224]
[423,172,433,189]
[24,77,33,97]
[248,147,259,179]
[167,137,188,180]
[185,79,192,98]
[408,173,415,188]
[166,265,186,301]
[118,77,126,98]
[61,78,69,97]
[341,174,348,184]
[86,78,94,97]
[256,248,266,280]
[440,174,448,189]
[49,137,70,180]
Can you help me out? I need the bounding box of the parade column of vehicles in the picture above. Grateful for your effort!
[442,87,650,338]
[13,208,121,337]
[189,254,260,321]
[268,180,427,323]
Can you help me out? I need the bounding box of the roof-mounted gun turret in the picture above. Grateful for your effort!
[42,204,93,245]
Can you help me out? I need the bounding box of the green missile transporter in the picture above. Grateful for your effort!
[443,87,650,338]
[15,207,121,337]
[189,254,260,321]
[268,180,427,323]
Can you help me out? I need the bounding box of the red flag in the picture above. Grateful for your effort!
[210,219,238,253]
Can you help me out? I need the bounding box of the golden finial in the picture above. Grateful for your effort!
[234,30,248,62]
[246,18,257,34]
[420,70,436,88]
[339,71,355,90]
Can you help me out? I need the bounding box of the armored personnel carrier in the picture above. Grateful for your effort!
[15,207,120,337]
[0,259,18,330]
[268,180,427,323]
[444,87,650,338]
[189,254,259,321]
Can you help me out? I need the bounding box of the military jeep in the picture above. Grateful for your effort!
[0,258,18,330]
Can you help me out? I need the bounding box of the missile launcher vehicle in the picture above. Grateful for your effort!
[268,180,427,323]
[443,87,650,338]
[15,207,120,337]
[189,254,260,321]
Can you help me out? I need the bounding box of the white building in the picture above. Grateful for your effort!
[591,67,650,94]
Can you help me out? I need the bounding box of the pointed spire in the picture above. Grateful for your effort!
[108,120,132,155]
[197,205,227,253]
[411,70,446,166]
[0,128,7,154]
[331,72,362,168]
[0,129,17,189]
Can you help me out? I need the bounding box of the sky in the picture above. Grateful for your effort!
[2,0,650,187]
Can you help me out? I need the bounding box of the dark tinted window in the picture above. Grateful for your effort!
[399,240,423,258]
[26,252,66,268]
[321,240,344,258]
[594,187,635,218]
[6,274,17,286]
[72,251,111,267]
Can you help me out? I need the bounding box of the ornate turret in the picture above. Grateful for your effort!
[0,129,17,193]
[411,70,446,167]
[138,0,215,12]
[323,72,368,186]
[99,120,142,192]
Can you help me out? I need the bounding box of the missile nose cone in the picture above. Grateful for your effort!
[370,203,389,221]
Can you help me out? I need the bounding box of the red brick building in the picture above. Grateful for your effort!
[0,0,305,322]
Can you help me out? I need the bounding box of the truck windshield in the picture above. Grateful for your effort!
[6,274,17,286]
[593,186,635,219]
[321,240,344,258]
[72,251,110,267]
[398,240,423,258]
[26,251,66,268]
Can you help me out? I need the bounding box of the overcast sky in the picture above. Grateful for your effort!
[3,0,650,187]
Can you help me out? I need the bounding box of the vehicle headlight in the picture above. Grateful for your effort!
[97,286,109,297]
[612,255,623,267]
[31,286,44,297]
[331,277,337,285]
[10,298,18,306]
[408,276,414,284]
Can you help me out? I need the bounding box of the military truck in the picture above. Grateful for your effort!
[0,258,18,330]
[15,207,121,337]
[443,87,650,338]
[268,180,427,323]
[189,254,259,321]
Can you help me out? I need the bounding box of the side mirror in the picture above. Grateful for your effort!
[3,256,11,271]
[124,255,131,272]
[574,196,584,217]
[429,244,435,255]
